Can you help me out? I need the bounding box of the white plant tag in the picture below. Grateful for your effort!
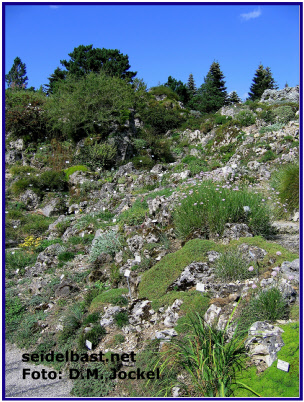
[277,359,289,372]
[135,255,141,263]
[196,283,205,292]
[85,340,92,350]
[124,269,131,277]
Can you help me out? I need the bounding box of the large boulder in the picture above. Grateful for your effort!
[260,86,299,104]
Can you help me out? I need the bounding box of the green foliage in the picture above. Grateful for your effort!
[148,85,179,101]
[273,105,295,124]
[113,311,129,328]
[259,122,285,134]
[78,324,106,349]
[214,249,256,281]
[114,334,126,344]
[164,76,190,104]
[76,140,117,170]
[259,150,276,163]
[70,361,114,397]
[173,181,273,240]
[139,239,225,301]
[131,155,154,170]
[118,197,148,226]
[214,114,232,125]
[46,71,134,141]
[5,56,28,88]
[89,230,121,261]
[157,313,248,397]
[90,288,128,312]
[58,251,75,263]
[182,156,209,175]
[11,169,68,195]
[271,163,299,212]
[6,295,24,324]
[59,44,136,82]
[234,322,299,397]
[60,304,84,341]
[140,102,185,136]
[235,110,256,127]
[5,89,48,141]
[64,165,89,179]
[237,287,288,335]
[248,64,278,101]
[83,312,100,325]
[5,249,37,278]
[189,61,227,114]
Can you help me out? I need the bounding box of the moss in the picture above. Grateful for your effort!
[89,288,128,313]
[139,237,298,304]
[234,322,299,397]
[139,239,225,301]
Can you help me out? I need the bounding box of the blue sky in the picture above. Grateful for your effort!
[4,3,300,99]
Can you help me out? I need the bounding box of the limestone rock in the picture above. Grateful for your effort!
[20,190,40,210]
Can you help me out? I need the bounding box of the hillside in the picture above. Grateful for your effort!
[5,84,300,398]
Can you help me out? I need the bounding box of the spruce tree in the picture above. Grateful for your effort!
[5,57,28,89]
[248,64,278,101]
[191,61,227,114]
[227,91,241,104]
[187,73,197,98]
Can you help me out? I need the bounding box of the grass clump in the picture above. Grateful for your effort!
[113,311,129,328]
[64,165,89,179]
[156,313,257,397]
[271,163,299,212]
[173,181,273,240]
[214,249,256,281]
[118,197,148,226]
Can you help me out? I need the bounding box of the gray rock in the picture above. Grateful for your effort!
[222,223,252,241]
[39,198,67,217]
[260,85,299,104]
[167,262,214,292]
[54,279,79,298]
[20,190,40,210]
[129,300,152,325]
[204,304,222,326]
[280,259,299,283]
[150,164,166,174]
[100,306,124,328]
[127,235,144,253]
[9,138,24,151]
[5,150,22,165]
[114,162,138,180]
[245,321,285,369]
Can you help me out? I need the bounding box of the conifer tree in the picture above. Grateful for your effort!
[227,91,242,104]
[248,64,278,101]
[190,61,227,114]
[5,57,28,89]
[187,73,197,98]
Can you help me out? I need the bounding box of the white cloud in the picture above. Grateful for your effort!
[241,8,261,21]
[49,5,60,9]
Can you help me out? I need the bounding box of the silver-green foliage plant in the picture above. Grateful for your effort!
[214,250,256,281]
[89,230,121,261]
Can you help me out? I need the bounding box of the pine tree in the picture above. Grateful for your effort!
[45,67,67,95]
[248,64,278,101]
[227,91,242,104]
[191,61,227,114]
[187,73,197,98]
[5,57,28,89]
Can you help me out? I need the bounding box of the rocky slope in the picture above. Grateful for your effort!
[5,86,300,398]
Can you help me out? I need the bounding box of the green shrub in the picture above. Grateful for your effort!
[46,71,134,141]
[60,304,84,341]
[131,155,154,170]
[89,230,121,262]
[235,110,256,127]
[148,85,180,101]
[273,105,295,124]
[10,165,37,176]
[11,170,68,195]
[78,324,106,350]
[214,114,232,125]
[6,295,24,324]
[113,311,129,328]
[5,89,48,142]
[173,181,273,239]
[271,163,299,212]
[140,102,185,135]
[214,249,256,281]
[76,141,117,171]
[58,251,75,263]
[114,334,125,344]
[133,138,148,151]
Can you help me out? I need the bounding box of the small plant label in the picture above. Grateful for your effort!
[135,255,141,263]
[85,340,92,350]
[124,269,131,278]
[196,283,205,292]
[277,359,290,372]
